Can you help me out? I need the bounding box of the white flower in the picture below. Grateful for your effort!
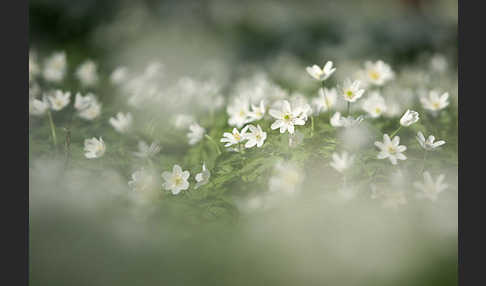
[78,101,102,120]
[84,137,106,159]
[416,132,446,151]
[162,164,190,195]
[414,172,448,201]
[330,112,363,128]
[290,95,313,121]
[244,124,267,148]
[220,127,247,147]
[340,79,365,102]
[128,168,157,193]
[187,123,205,145]
[374,134,407,165]
[43,51,67,83]
[268,162,303,194]
[133,141,161,158]
[247,100,266,121]
[109,112,133,133]
[74,92,97,110]
[306,61,336,81]
[420,90,449,112]
[330,151,355,173]
[29,97,49,116]
[363,60,394,86]
[74,92,102,120]
[361,92,387,118]
[400,109,420,127]
[75,60,99,87]
[313,87,337,113]
[47,90,71,111]
[227,96,251,128]
[110,66,129,85]
[269,100,307,134]
[195,163,210,189]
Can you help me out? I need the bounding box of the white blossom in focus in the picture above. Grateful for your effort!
[374,134,407,165]
[416,132,446,151]
[306,61,336,81]
[162,165,190,195]
[340,79,365,102]
[400,109,420,127]
[269,100,307,134]
[244,124,267,148]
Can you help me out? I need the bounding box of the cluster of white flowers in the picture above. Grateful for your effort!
[29,52,454,207]
[220,124,267,150]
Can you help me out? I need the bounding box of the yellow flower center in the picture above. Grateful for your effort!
[174,176,183,186]
[388,146,396,154]
[369,70,380,81]
[346,91,354,98]
[234,133,241,141]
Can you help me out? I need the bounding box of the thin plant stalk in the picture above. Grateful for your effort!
[46,110,57,149]
[390,126,402,138]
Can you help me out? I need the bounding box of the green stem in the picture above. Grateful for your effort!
[390,126,402,138]
[346,102,351,116]
[205,134,222,155]
[46,110,57,149]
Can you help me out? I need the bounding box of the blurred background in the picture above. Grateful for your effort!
[29,0,457,285]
